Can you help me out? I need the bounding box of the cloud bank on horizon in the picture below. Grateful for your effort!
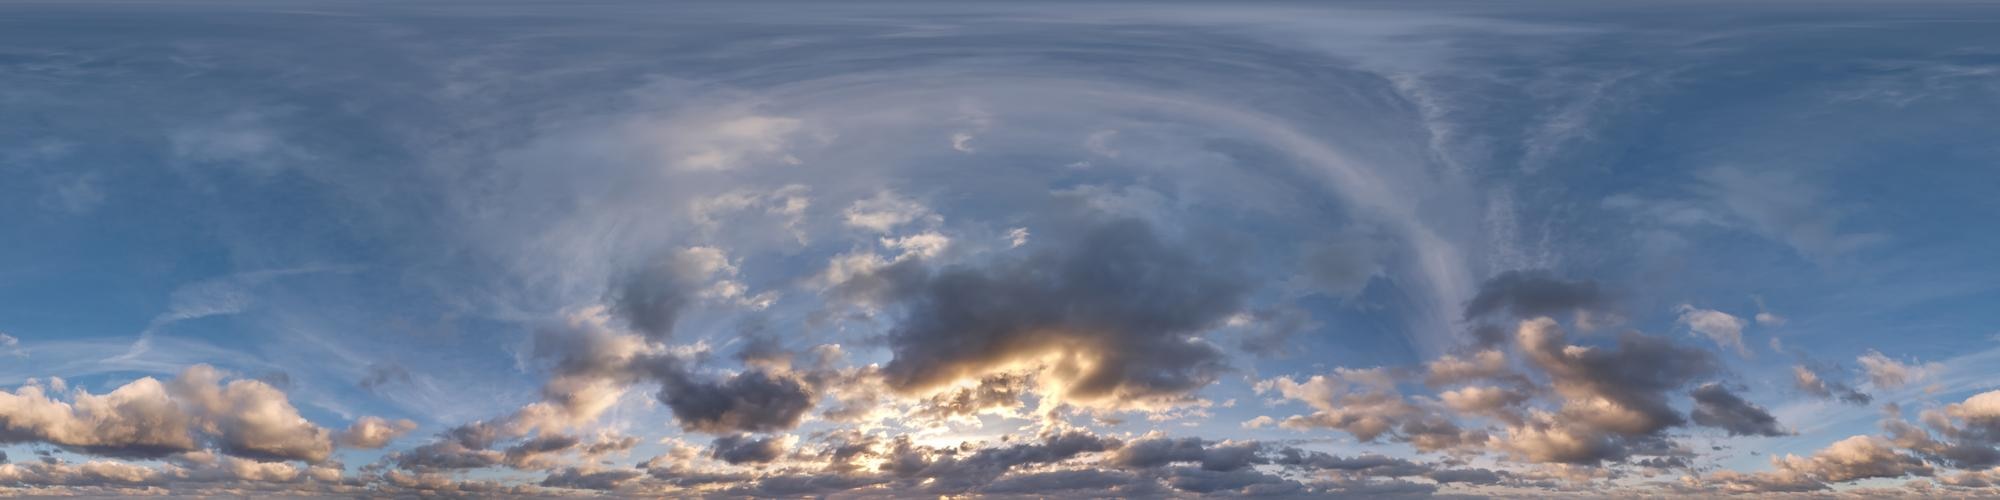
[3,1,1999,497]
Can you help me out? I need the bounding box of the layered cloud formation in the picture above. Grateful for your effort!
[3,1,1999,497]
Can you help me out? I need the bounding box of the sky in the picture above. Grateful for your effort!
[2,1,1999,497]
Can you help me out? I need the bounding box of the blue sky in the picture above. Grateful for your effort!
[3,1,1999,497]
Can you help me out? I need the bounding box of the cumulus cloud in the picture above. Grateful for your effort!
[1257,367,1482,452]
[1517,318,1716,435]
[1769,436,1931,487]
[0,364,334,462]
[1441,317,1730,466]
[1886,390,2000,469]
[336,417,418,449]
[1708,431,1940,493]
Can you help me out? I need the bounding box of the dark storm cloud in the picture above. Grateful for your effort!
[1463,270,1611,320]
[860,219,1247,406]
[1690,383,1788,437]
[709,434,786,464]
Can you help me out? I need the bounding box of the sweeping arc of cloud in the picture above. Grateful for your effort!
[105,266,359,364]
[3,2,1999,497]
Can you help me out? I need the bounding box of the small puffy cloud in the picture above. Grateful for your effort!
[1792,364,1871,405]
[1005,227,1030,248]
[336,417,419,449]
[842,191,933,234]
[1856,350,1937,389]
[1676,305,1749,356]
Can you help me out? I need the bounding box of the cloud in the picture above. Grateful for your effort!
[1784,435,1932,483]
[540,467,644,491]
[1792,364,1871,405]
[1109,437,1261,471]
[652,368,815,435]
[40,172,105,215]
[1696,165,1883,260]
[1469,318,1724,465]
[1676,305,1749,356]
[336,417,418,449]
[1463,270,1610,321]
[1256,367,1482,452]
[612,247,739,341]
[709,434,787,464]
[841,191,934,234]
[1885,390,2000,469]
[647,114,806,171]
[357,363,413,392]
[0,376,198,458]
[911,373,1030,422]
[1689,384,1788,437]
[1857,350,1938,389]
[1511,318,1714,442]
[0,364,345,463]
[860,218,1246,408]
[1711,433,1936,493]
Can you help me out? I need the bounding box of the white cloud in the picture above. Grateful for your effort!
[1677,304,1749,356]
[1005,227,1030,248]
[1856,350,1937,389]
[842,191,933,234]
[667,115,805,171]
